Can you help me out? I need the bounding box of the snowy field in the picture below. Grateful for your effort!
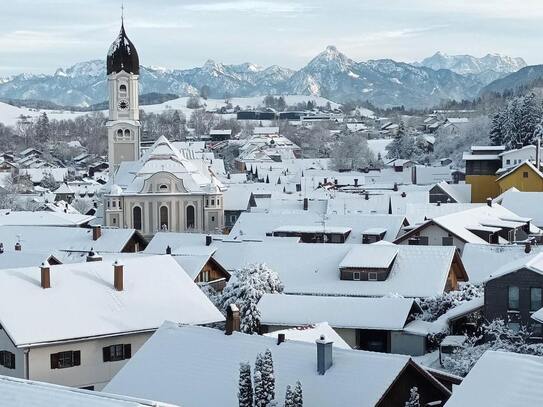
[367,138,392,159]
[0,95,342,127]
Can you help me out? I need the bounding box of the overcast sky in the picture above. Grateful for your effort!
[1,0,542,76]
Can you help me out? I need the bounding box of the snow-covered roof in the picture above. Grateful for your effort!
[0,375,176,407]
[339,245,398,269]
[229,212,405,243]
[258,294,416,330]
[0,255,223,346]
[105,323,447,407]
[273,225,352,234]
[401,204,539,245]
[0,210,94,226]
[462,243,543,284]
[496,160,543,182]
[211,241,459,298]
[434,181,471,203]
[414,166,452,185]
[404,203,482,225]
[498,190,543,227]
[486,252,543,281]
[532,307,543,324]
[445,351,543,407]
[0,226,138,264]
[222,185,253,211]
[263,322,351,349]
[111,136,224,196]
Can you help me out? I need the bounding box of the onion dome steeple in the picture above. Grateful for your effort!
[107,22,140,75]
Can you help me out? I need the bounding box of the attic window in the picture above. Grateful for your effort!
[523,171,529,178]
[159,184,168,191]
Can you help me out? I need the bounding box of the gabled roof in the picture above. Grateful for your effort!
[0,255,223,346]
[445,351,543,407]
[0,210,94,227]
[339,245,398,269]
[497,189,543,226]
[0,375,176,407]
[496,160,543,182]
[486,252,543,281]
[105,323,449,407]
[258,294,417,330]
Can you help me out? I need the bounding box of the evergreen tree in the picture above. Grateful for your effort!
[518,93,541,146]
[261,349,276,404]
[254,353,266,407]
[404,386,420,407]
[284,385,294,407]
[489,111,505,146]
[35,112,51,144]
[292,381,303,407]
[238,362,253,407]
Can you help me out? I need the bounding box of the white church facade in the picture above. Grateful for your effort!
[103,22,225,237]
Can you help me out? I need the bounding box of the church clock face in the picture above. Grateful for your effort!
[118,99,129,111]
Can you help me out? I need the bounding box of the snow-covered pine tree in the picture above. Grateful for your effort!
[261,349,276,404]
[254,353,266,407]
[284,385,295,407]
[293,381,303,407]
[518,93,542,146]
[489,111,505,146]
[238,362,253,407]
[405,386,420,407]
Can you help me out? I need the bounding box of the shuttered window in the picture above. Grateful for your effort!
[103,344,131,362]
[0,350,15,369]
[50,350,81,369]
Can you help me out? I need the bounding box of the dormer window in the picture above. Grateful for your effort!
[159,184,168,192]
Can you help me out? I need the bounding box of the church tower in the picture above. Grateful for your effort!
[106,21,141,171]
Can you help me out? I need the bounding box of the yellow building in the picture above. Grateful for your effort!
[497,161,543,194]
[466,175,500,203]
[463,146,505,203]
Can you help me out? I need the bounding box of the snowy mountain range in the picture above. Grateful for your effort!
[0,48,528,109]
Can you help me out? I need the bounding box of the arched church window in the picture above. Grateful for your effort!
[160,206,169,231]
[133,206,142,230]
[124,129,131,139]
[119,84,127,92]
[186,205,195,229]
[117,129,123,137]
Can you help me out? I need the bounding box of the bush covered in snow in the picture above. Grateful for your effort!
[218,263,283,334]
[416,283,483,322]
[442,319,543,376]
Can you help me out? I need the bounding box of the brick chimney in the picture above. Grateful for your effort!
[316,335,333,375]
[92,225,102,241]
[40,261,51,289]
[86,249,102,262]
[15,242,21,251]
[277,333,286,345]
[113,260,124,291]
[225,304,240,335]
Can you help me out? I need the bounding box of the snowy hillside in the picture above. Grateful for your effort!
[0,95,341,126]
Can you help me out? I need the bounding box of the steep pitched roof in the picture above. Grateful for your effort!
[105,323,449,407]
[0,255,223,346]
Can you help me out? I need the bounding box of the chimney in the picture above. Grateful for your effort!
[486,197,492,207]
[225,304,240,335]
[525,241,532,254]
[303,198,309,211]
[91,225,102,241]
[365,192,369,200]
[277,333,286,345]
[316,335,333,375]
[393,182,398,191]
[206,235,213,246]
[401,192,407,198]
[166,245,172,255]
[324,177,328,184]
[86,249,102,262]
[15,242,21,251]
[0,243,3,254]
[437,201,441,206]
[113,260,124,291]
[40,261,51,289]
[354,178,358,187]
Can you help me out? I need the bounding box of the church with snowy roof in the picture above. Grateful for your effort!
[103,21,225,236]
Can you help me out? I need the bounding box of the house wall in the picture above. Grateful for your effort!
[0,329,24,378]
[397,224,466,254]
[390,332,426,356]
[465,175,500,203]
[498,165,543,194]
[28,331,152,391]
[484,267,543,330]
[501,147,535,168]
[378,363,450,407]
